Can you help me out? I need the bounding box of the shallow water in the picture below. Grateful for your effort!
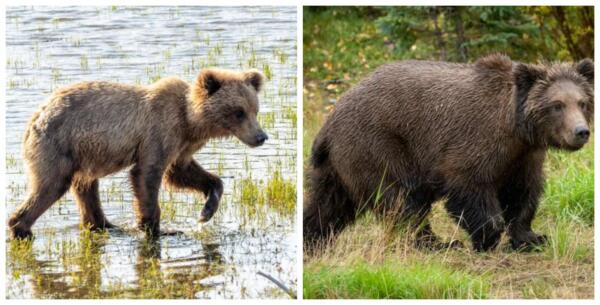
[5,6,297,299]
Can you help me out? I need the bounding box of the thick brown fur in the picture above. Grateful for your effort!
[304,54,594,252]
[9,68,268,239]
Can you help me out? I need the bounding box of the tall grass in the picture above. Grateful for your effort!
[541,143,594,225]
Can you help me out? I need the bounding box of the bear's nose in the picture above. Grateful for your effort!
[575,125,590,141]
[256,131,268,146]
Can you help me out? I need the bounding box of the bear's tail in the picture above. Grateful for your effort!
[304,135,356,252]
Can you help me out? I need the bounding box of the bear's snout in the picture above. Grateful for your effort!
[563,124,590,149]
[574,125,590,142]
[255,131,268,146]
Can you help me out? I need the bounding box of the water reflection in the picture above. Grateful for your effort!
[8,230,230,298]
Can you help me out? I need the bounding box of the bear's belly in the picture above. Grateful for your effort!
[73,139,138,179]
[76,153,136,179]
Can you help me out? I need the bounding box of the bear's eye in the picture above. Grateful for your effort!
[578,101,588,111]
[234,110,246,120]
[552,103,564,112]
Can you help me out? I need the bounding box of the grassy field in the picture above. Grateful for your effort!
[303,8,594,299]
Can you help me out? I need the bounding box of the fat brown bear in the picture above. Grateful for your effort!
[304,54,594,252]
[9,68,268,239]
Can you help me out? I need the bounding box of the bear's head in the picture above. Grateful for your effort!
[513,59,594,150]
[190,68,268,147]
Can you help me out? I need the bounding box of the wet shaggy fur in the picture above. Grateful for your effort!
[9,68,268,239]
[304,54,594,252]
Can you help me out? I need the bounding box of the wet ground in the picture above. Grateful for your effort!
[5,6,297,299]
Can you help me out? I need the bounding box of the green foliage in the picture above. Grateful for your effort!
[304,6,594,82]
[304,260,489,299]
[303,7,392,82]
[376,6,593,63]
[528,6,594,60]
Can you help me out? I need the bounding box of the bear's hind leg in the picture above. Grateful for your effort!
[8,167,73,239]
[303,165,358,250]
[71,178,114,231]
[445,188,505,252]
[381,187,462,250]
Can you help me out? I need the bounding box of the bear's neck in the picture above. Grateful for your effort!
[184,101,229,144]
[506,87,543,149]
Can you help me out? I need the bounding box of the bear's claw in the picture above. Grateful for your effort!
[199,208,215,223]
[510,233,548,251]
[416,235,464,251]
[199,189,220,223]
[11,228,33,240]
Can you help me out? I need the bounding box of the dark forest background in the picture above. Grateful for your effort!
[304,6,594,82]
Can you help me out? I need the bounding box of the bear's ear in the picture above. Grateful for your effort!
[576,58,594,85]
[243,69,264,92]
[198,69,222,96]
[513,63,547,104]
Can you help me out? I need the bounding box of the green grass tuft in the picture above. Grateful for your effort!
[544,218,592,262]
[541,142,594,225]
[304,260,488,299]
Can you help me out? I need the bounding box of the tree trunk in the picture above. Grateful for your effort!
[429,7,447,61]
[552,7,584,60]
[577,7,594,59]
[453,7,468,62]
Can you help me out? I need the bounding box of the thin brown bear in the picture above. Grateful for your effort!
[9,68,268,238]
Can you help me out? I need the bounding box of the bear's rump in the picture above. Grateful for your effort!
[329,129,426,204]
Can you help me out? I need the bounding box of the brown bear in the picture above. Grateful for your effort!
[304,54,594,252]
[8,68,268,239]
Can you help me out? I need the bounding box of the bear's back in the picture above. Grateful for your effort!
[330,57,514,140]
[29,81,148,138]
[322,57,517,186]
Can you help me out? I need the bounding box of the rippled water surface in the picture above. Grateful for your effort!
[6,6,297,299]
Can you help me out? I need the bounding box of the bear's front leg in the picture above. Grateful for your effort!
[130,163,165,238]
[445,188,505,252]
[501,189,548,251]
[165,159,223,223]
[499,158,547,251]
